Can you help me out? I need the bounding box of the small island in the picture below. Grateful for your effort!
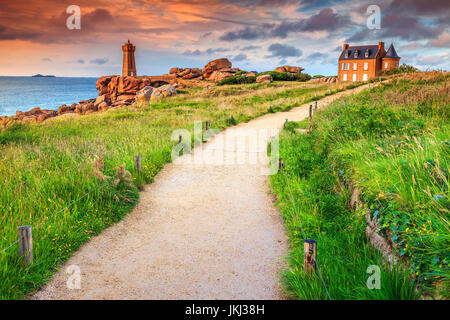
[32,74,56,78]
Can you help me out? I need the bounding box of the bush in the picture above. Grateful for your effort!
[380,63,418,76]
[259,71,311,82]
[217,75,256,86]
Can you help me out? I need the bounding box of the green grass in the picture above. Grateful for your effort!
[270,71,449,299]
[0,80,361,299]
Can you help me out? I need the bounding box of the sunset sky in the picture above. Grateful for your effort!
[0,0,449,77]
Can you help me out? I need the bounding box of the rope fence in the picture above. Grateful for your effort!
[2,113,333,300]
[279,103,332,300]
[0,127,200,261]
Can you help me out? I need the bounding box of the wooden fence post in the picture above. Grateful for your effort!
[309,104,313,120]
[315,101,318,111]
[18,226,33,268]
[303,239,317,275]
[134,155,142,175]
[278,158,284,171]
[205,121,210,131]
[179,135,182,143]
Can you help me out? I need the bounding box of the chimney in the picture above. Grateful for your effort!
[378,41,384,53]
[343,43,349,51]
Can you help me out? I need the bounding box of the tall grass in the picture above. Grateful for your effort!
[0,80,359,299]
[271,71,449,299]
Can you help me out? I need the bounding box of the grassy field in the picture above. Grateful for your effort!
[0,80,363,299]
[270,71,449,299]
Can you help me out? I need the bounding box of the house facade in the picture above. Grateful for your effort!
[338,42,400,82]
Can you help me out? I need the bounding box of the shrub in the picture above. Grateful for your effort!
[259,71,311,82]
[380,63,419,76]
[217,75,256,86]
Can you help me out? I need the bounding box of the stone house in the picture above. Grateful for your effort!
[338,42,400,82]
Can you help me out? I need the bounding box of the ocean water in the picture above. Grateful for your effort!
[0,77,98,117]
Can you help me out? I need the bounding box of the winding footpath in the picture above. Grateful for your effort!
[32,83,372,300]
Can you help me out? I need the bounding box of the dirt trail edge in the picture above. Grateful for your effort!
[32,83,372,300]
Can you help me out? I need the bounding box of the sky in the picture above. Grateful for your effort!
[0,0,449,77]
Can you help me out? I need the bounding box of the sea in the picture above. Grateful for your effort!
[0,76,98,117]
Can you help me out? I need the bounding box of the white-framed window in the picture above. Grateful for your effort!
[364,62,368,70]
[352,74,357,82]
[343,73,347,81]
[363,74,368,81]
[385,62,388,69]
[342,63,349,70]
[353,63,357,70]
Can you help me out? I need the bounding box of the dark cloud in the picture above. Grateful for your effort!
[306,52,328,59]
[271,8,350,38]
[256,0,302,6]
[206,48,231,55]
[219,8,349,41]
[183,49,202,56]
[347,0,447,43]
[219,27,268,41]
[41,58,52,62]
[233,53,247,61]
[89,57,109,65]
[241,45,261,51]
[267,43,302,57]
[390,0,450,16]
[77,59,85,64]
[183,48,231,56]
[0,25,40,41]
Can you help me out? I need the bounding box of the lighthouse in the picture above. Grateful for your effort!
[122,40,137,76]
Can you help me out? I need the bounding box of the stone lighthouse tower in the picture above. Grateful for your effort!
[122,40,137,76]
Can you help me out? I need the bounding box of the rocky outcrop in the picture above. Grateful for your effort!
[135,86,154,103]
[309,77,338,83]
[256,74,273,83]
[8,107,58,123]
[57,103,77,115]
[169,67,183,75]
[275,65,304,74]
[95,75,176,103]
[202,58,232,79]
[151,84,177,99]
[168,58,243,83]
[177,68,203,79]
[75,99,97,115]
[207,70,234,82]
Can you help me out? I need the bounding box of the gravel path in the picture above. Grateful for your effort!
[32,83,372,300]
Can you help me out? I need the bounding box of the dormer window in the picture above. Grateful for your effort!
[354,50,359,58]
[344,50,350,58]
[365,49,370,58]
